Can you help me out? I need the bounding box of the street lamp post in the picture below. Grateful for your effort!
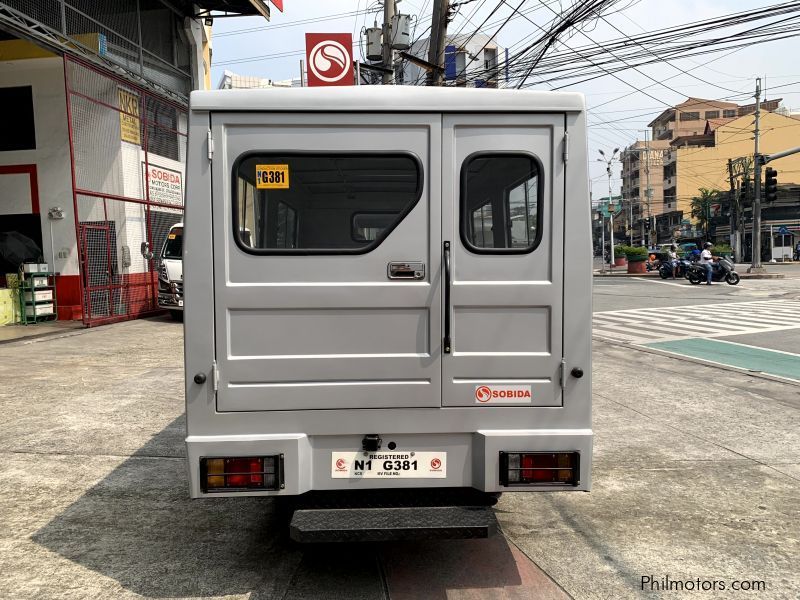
[598,148,619,267]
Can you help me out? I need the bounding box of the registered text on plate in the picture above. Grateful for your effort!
[331,451,447,478]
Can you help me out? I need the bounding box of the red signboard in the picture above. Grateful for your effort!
[270,0,283,11]
[305,33,353,87]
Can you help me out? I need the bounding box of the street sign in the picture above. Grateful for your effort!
[305,33,353,87]
[778,226,790,235]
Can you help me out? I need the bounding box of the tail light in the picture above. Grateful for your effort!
[499,452,579,486]
[200,455,283,492]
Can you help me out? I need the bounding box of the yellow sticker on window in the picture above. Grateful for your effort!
[168,234,176,239]
[256,164,290,189]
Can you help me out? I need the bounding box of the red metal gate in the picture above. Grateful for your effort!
[64,55,187,326]
[79,224,112,322]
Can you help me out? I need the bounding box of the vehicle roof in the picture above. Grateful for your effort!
[190,86,585,114]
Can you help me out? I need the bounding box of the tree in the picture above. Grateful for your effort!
[690,188,723,241]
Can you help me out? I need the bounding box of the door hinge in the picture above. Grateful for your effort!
[207,129,214,161]
[559,358,566,389]
[562,131,569,164]
[212,360,219,391]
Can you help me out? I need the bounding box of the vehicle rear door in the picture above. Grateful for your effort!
[441,114,565,407]
[211,112,442,412]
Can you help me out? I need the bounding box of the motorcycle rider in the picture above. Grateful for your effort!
[700,242,716,285]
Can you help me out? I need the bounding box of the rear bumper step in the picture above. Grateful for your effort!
[289,505,498,543]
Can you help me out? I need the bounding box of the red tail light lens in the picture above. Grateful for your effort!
[200,455,283,492]
[500,452,579,486]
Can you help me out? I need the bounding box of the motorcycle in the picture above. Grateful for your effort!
[658,257,692,279]
[687,257,740,285]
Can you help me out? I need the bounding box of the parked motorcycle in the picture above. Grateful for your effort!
[658,257,692,279]
[687,257,740,285]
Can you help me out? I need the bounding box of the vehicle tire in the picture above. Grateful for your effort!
[725,272,740,285]
[688,272,701,285]
[659,267,669,279]
[169,310,183,321]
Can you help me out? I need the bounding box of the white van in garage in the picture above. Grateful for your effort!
[158,222,183,320]
[183,87,592,541]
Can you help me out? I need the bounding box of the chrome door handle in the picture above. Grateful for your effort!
[388,261,425,280]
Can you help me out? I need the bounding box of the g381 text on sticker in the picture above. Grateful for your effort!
[255,164,290,189]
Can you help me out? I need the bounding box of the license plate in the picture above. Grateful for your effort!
[331,451,446,478]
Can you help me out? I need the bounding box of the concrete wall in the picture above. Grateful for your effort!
[0,56,76,277]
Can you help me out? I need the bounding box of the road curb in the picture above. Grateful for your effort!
[593,337,800,388]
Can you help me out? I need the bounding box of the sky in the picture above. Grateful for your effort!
[208,0,800,201]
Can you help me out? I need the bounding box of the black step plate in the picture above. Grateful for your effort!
[290,505,498,543]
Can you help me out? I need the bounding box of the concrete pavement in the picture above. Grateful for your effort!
[0,300,798,597]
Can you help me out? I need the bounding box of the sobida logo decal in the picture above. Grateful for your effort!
[474,385,533,404]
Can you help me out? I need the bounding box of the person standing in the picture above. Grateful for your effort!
[700,242,715,285]
[669,244,679,279]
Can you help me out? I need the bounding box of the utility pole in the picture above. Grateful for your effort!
[600,207,606,274]
[644,131,653,247]
[382,0,396,84]
[749,78,765,272]
[727,158,738,262]
[427,0,449,86]
[597,148,619,266]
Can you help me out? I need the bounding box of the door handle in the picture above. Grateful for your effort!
[443,241,451,354]
[387,261,425,280]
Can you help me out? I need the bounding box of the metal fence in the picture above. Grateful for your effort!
[65,55,186,326]
[0,0,192,98]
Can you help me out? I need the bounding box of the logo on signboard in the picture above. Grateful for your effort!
[474,385,533,404]
[305,33,353,87]
[335,458,347,471]
[430,458,442,470]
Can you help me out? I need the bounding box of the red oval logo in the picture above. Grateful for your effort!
[335,458,346,469]
[475,385,492,403]
[430,458,442,470]
[309,40,351,83]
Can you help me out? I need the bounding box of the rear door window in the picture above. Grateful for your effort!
[461,153,542,253]
[233,154,422,254]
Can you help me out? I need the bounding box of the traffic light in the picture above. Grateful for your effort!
[764,167,778,202]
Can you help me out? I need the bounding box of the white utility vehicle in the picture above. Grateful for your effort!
[184,87,592,542]
[158,222,183,320]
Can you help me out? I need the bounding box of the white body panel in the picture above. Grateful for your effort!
[183,87,592,498]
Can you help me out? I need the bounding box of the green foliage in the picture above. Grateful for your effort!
[713,244,733,256]
[622,245,648,261]
[690,188,724,238]
[613,244,627,257]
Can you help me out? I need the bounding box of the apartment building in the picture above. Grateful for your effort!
[663,110,800,214]
[620,139,670,213]
[648,97,782,141]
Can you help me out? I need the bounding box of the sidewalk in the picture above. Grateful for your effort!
[0,321,83,345]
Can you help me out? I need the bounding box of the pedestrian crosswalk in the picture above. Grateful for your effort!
[593,299,800,344]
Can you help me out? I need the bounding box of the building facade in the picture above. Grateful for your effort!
[403,34,506,88]
[662,110,800,259]
[0,1,269,326]
[620,139,670,244]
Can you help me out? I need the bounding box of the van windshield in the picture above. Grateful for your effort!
[162,227,183,259]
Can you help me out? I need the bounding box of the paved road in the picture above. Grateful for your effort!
[593,276,800,383]
[0,276,798,598]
